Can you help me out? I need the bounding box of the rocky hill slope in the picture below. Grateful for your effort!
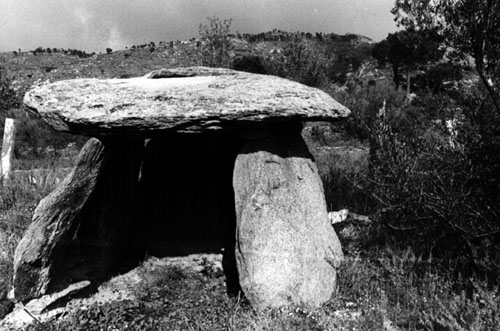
[1,31,376,100]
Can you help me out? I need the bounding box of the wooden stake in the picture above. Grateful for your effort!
[1,118,16,186]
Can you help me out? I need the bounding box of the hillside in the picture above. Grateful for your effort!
[2,26,500,330]
[0,31,376,101]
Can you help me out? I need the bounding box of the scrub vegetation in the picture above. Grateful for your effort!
[2,2,500,329]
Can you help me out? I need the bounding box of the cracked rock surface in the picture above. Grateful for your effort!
[24,67,350,136]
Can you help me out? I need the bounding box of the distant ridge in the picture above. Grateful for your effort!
[0,30,375,102]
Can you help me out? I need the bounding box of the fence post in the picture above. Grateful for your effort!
[1,118,16,186]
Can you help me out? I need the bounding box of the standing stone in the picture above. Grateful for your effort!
[13,139,105,301]
[233,129,343,308]
[13,138,144,302]
[77,138,144,279]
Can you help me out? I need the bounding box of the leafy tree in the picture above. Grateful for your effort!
[372,29,444,93]
[387,0,500,276]
[392,0,500,112]
[198,16,233,68]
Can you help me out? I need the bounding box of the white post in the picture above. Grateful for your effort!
[1,118,16,186]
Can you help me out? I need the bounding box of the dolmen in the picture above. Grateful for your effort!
[14,67,349,308]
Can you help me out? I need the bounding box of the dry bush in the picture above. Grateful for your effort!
[198,16,233,68]
[365,89,500,279]
[263,37,333,87]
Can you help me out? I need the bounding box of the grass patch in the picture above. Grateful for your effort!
[10,247,500,331]
[0,154,75,297]
[0,143,499,331]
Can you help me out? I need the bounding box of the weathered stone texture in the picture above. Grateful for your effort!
[15,67,348,308]
[77,139,144,278]
[13,138,105,301]
[233,130,344,308]
[13,138,144,302]
[23,67,350,135]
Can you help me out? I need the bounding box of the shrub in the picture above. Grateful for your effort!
[0,66,20,122]
[328,75,500,279]
[232,55,266,74]
[413,63,464,93]
[198,16,233,68]
[363,87,500,279]
[329,79,408,142]
[263,37,332,87]
[1,63,85,162]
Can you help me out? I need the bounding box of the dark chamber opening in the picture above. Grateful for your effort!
[133,132,240,258]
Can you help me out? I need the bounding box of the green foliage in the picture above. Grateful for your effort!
[198,16,233,68]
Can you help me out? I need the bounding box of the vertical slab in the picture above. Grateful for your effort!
[13,138,144,302]
[13,139,106,301]
[233,129,343,308]
[1,118,16,186]
[77,138,145,279]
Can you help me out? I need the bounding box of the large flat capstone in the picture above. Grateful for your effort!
[23,67,350,135]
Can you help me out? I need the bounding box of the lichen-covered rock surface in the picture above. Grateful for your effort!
[233,130,344,308]
[13,139,105,302]
[23,66,350,135]
[13,138,144,302]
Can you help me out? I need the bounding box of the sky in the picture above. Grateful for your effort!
[0,0,398,53]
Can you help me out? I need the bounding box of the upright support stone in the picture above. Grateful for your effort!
[233,129,344,308]
[77,139,145,279]
[1,118,16,186]
[13,138,144,302]
[13,139,106,301]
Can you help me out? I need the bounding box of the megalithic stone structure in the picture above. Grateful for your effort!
[16,67,350,308]
[1,118,16,186]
